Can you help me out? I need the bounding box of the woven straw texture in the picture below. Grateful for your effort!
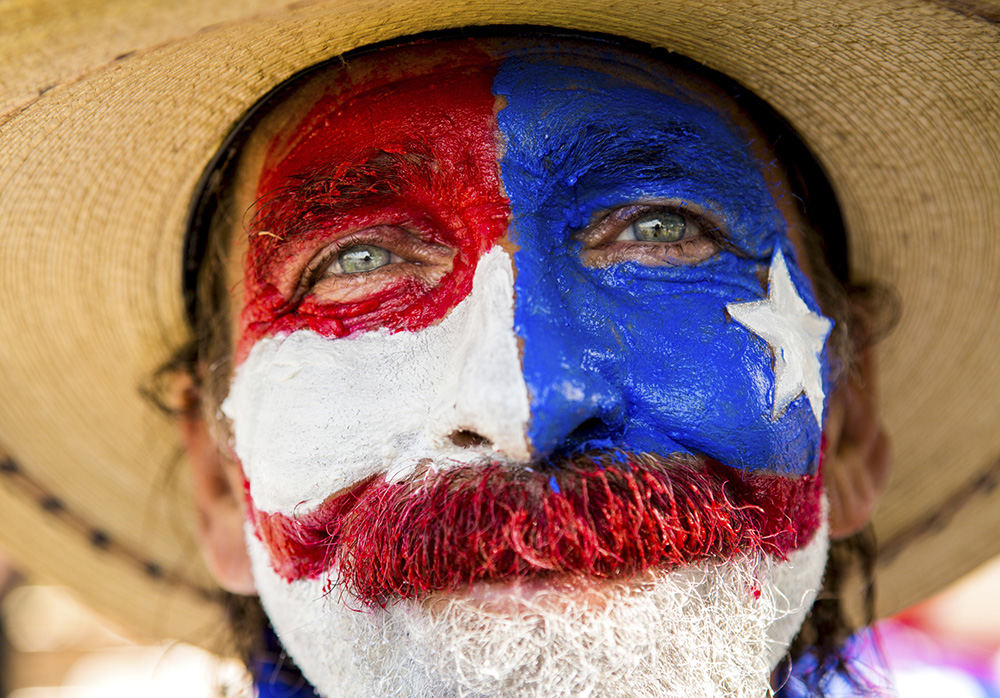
[0,0,998,648]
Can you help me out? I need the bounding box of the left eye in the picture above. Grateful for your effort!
[577,202,726,268]
[618,212,689,243]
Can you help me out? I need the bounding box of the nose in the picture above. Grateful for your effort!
[521,335,626,459]
[515,280,626,460]
[431,247,626,463]
[442,316,625,461]
[429,248,533,462]
[443,327,624,461]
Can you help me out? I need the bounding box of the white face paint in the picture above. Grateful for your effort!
[222,248,531,514]
[246,510,829,698]
[225,245,832,698]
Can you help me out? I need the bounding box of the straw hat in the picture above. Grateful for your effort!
[1,0,998,650]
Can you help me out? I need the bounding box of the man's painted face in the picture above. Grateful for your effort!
[222,37,834,697]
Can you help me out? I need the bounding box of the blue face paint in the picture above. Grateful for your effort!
[493,50,831,476]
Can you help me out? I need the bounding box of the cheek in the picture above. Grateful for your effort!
[762,504,830,666]
[222,247,531,515]
[618,292,822,474]
[223,327,428,514]
[244,529,368,693]
[512,251,828,475]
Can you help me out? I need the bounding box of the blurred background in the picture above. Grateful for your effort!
[0,554,249,698]
[1,547,999,697]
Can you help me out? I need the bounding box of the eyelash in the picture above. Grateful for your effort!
[285,225,456,311]
[576,201,746,267]
[282,233,398,310]
[303,235,391,284]
[600,203,724,244]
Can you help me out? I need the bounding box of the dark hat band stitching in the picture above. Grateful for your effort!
[0,455,219,602]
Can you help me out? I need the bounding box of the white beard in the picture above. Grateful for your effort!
[246,513,828,698]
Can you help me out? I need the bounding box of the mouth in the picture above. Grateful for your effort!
[248,451,822,608]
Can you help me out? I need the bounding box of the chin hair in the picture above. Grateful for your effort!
[358,537,825,697]
[250,518,828,698]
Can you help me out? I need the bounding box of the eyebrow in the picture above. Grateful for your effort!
[541,122,756,257]
[546,122,707,186]
[249,146,436,243]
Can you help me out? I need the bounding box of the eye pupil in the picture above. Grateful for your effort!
[633,212,686,242]
[339,245,391,274]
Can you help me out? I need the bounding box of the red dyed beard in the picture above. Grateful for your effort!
[248,452,822,608]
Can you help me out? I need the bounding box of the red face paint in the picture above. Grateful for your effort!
[248,453,823,607]
[237,44,507,362]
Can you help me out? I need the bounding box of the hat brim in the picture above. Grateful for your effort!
[1,0,999,647]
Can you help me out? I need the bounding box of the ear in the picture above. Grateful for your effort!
[177,378,257,594]
[823,344,892,539]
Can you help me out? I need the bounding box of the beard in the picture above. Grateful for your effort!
[247,521,828,697]
[243,451,829,698]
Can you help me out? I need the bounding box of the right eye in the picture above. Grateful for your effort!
[292,225,455,306]
[333,245,397,275]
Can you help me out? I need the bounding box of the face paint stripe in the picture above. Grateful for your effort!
[236,49,510,362]
[223,248,532,515]
[493,55,831,478]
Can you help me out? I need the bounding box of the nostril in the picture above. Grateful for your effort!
[448,429,493,449]
[565,417,612,447]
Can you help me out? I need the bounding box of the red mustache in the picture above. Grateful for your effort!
[249,452,822,607]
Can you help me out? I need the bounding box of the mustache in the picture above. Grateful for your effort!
[249,451,822,607]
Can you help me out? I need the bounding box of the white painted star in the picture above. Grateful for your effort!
[726,249,832,425]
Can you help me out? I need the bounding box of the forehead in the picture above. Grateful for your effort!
[225,35,810,299]
[233,36,780,191]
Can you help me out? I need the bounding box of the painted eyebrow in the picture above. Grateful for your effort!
[538,122,762,256]
[548,123,707,185]
[552,124,766,259]
[248,146,436,244]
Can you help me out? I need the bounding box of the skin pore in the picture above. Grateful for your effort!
[180,35,891,697]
